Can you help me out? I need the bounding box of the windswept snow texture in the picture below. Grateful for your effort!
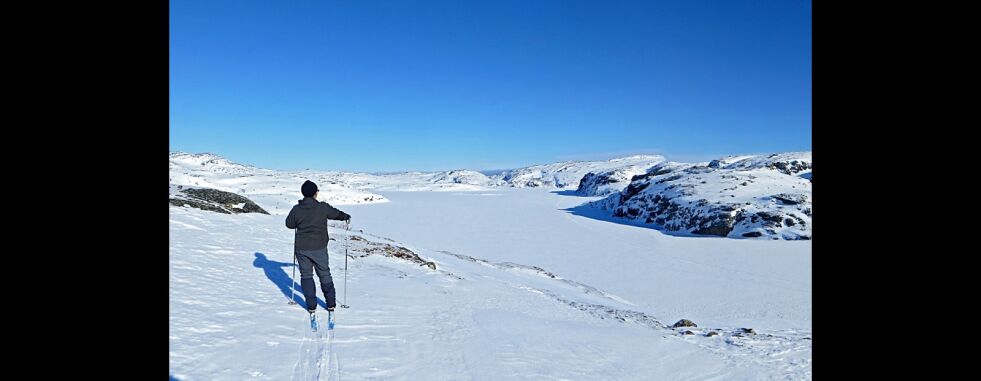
[590,152,812,240]
[491,155,666,189]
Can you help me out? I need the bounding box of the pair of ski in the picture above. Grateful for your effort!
[310,310,335,332]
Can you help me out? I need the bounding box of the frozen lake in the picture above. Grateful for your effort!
[344,188,811,331]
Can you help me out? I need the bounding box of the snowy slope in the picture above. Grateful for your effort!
[170,152,389,215]
[590,152,812,240]
[491,155,666,189]
[170,198,811,380]
[366,170,493,192]
[169,152,499,207]
[427,169,491,185]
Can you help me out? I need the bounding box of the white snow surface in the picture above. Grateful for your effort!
[171,191,811,380]
[170,151,811,379]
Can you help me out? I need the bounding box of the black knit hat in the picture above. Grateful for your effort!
[301,180,318,197]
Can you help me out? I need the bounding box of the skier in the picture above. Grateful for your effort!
[286,180,351,316]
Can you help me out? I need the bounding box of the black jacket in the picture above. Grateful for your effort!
[285,197,351,250]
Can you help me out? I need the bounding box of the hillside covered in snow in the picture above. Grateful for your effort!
[170,152,671,212]
[589,152,812,240]
[170,151,812,241]
[490,155,666,189]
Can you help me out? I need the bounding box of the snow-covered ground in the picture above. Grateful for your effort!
[170,190,811,380]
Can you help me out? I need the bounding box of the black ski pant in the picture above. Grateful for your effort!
[295,246,336,310]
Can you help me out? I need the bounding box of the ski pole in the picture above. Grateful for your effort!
[288,254,297,304]
[341,219,350,308]
[289,233,297,305]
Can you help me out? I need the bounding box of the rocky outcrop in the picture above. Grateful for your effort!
[352,236,437,270]
[590,152,812,240]
[169,185,269,214]
[576,165,655,196]
[672,319,697,328]
[492,155,665,189]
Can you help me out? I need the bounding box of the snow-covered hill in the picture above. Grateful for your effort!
[575,164,657,196]
[428,169,491,185]
[491,155,666,189]
[170,152,813,240]
[590,152,812,240]
[170,153,672,213]
[170,152,389,215]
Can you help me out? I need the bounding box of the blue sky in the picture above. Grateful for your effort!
[170,0,811,172]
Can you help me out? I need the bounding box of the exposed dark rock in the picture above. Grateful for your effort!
[773,193,807,205]
[170,187,268,214]
[756,212,784,225]
[706,331,719,337]
[672,319,697,328]
[620,182,650,203]
[169,198,229,214]
[632,165,674,182]
[655,174,684,184]
[692,217,735,237]
[357,240,437,271]
[767,160,812,175]
[742,231,763,238]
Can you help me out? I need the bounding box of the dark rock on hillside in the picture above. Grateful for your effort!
[169,186,269,214]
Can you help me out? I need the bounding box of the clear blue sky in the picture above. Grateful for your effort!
[170,0,811,172]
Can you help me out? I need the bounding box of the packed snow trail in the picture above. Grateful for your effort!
[291,312,326,380]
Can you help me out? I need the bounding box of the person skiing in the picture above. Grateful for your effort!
[285,180,351,315]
